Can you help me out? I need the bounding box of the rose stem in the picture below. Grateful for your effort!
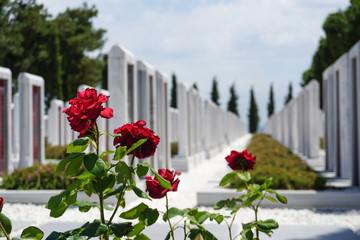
[166,195,175,240]
[0,221,10,240]
[108,154,136,226]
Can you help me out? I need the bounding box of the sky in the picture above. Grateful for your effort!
[38,0,350,128]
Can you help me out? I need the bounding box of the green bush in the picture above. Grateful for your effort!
[1,164,72,190]
[230,133,327,190]
[45,145,68,159]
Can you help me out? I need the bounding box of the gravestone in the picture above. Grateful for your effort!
[334,53,353,179]
[155,71,171,170]
[0,67,13,174]
[47,99,64,146]
[108,45,138,131]
[349,40,360,186]
[12,92,20,163]
[63,101,75,145]
[18,72,45,167]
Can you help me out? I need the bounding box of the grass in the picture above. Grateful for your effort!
[230,133,327,190]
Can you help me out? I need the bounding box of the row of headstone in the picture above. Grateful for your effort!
[107,45,248,172]
[171,83,248,171]
[264,80,321,159]
[323,40,360,186]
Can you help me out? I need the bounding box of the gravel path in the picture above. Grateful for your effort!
[4,134,360,237]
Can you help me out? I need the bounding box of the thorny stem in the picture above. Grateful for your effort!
[183,220,187,240]
[0,220,10,240]
[166,195,176,240]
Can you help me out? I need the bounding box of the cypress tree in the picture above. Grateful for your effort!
[227,83,239,116]
[284,82,293,105]
[170,73,177,108]
[267,83,275,118]
[210,76,220,106]
[248,87,259,133]
[192,83,198,90]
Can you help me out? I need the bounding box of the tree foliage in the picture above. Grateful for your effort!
[210,76,220,106]
[267,83,275,118]
[227,83,239,116]
[248,87,259,133]
[302,1,360,108]
[0,0,106,107]
[192,83,198,90]
[284,82,293,105]
[170,73,177,108]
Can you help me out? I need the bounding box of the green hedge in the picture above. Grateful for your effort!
[230,133,326,190]
[1,164,72,190]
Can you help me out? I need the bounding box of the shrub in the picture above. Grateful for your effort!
[1,164,72,190]
[230,133,327,190]
[45,145,68,160]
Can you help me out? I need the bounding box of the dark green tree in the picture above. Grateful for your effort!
[192,83,198,90]
[284,82,293,105]
[170,73,177,108]
[210,76,220,106]
[301,1,360,108]
[227,83,239,116]
[0,1,106,107]
[267,83,275,118]
[248,87,259,133]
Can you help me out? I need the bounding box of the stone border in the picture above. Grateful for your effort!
[197,182,360,209]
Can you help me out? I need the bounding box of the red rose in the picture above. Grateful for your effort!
[145,169,181,199]
[225,150,256,171]
[0,197,3,210]
[63,88,113,133]
[113,120,160,159]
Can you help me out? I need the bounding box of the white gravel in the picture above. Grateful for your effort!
[4,134,360,236]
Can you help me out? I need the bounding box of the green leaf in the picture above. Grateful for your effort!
[134,234,151,240]
[275,192,287,204]
[243,193,262,207]
[21,226,44,240]
[240,229,254,240]
[67,138,89,153]
[0,213,12,236]
[125,139,147,155]
[150,167,172,190]
[265,195,278,203]
[49,202,68,218]
[219,172,237,186]
[84,153,107,177]
[56,158,71,172]
[76,170,95,180]
[214,200,227,210]
[115,161,131,184]
[193,211,210,224]
[113,146,127,160]
[163,207,188,221]
[80,220,108,237]
[65,154,84,176]
[104,184,124,199]
[46,190,70,209]
[45,231,63,240]
[120,203,148,220]
[209,213,224,224]
[131,185,151,200]
[257,219,279,230]
[100,150,115,159]
[65,191,77,206]
[237,172,251,182]
[139,208,159,226]
[127,222,145,237]
[110,222,133,238]
[136,162,150,178]
[242,221,257,230]
[261,177,273,190]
